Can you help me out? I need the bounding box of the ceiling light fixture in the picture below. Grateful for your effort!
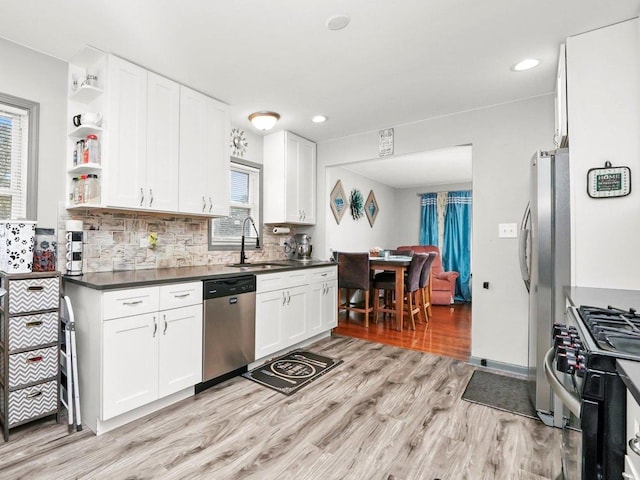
[512,58,540,71]
[312,115,327,123]
[248,111,280,131]
[326,14,350,31]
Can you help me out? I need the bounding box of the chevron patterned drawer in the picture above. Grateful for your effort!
[8,312,58,350]
[7,380,57,426]
[8,277,59,314]
[8,346,57,388]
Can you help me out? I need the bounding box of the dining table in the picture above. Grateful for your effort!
[369,255,412,331]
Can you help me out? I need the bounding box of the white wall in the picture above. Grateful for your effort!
[325,166,396,255]
[314,95,554,368]
[0,37,67,228]
[567,18,640,289]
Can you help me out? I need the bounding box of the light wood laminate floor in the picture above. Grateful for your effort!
[0,335,561,479]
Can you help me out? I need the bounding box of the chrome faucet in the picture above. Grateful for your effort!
[239,216,261,264]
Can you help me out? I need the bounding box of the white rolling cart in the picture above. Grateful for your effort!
[60,295,81,431]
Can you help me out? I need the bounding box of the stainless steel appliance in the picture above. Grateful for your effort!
[202,275,256,382]
[519,148,571,425]
[546,287,640,479]
[293,233,312,260]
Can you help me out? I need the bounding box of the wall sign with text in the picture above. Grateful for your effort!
[587,161,631,198]
[379,128,394,157]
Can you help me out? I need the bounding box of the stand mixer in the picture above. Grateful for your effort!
[292,233,312,261]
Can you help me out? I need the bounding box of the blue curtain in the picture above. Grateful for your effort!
[442,190,472,302]
[419,193,438,246]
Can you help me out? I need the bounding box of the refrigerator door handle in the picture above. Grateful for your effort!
[519,202,531,292]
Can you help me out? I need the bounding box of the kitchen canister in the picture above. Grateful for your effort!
[0,220,36,273]
[65,220,83,276]
[33,228,57,272]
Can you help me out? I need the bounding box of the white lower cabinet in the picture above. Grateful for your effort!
[255,267,337,361]
[65,280,202,434]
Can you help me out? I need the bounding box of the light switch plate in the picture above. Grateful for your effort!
[498,223,518,238]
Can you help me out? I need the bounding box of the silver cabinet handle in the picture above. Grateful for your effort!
[149,189,154,207]
[163,314,168,335]
[152,316,157,337]
[123,300,143,306]
[282,291,287,305]
[209,197,213,212]
[287,291,291,305]
[140,187,145,207]
[174,293,190,299]
[630,433,640,456]
[202,196,206,212]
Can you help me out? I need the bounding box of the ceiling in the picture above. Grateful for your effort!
[1,1,639,144]
[341,145,472,189]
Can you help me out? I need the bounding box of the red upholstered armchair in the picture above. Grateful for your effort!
[396,245,459,305]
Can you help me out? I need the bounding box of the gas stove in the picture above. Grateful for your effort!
[578,305,640,357]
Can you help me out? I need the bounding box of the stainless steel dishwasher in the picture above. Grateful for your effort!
[202,275,256,382]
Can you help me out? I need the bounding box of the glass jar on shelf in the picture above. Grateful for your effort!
[85,174,100,204]
[83,134,100,164]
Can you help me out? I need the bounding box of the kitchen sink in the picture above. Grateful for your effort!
[227,262,290,269]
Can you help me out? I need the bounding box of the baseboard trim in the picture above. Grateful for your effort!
[468,356,528,378]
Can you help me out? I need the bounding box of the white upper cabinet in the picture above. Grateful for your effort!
[178,86,230,216]
[554,43,568,148]
[105,55,148,209]
[263,131,316,225]
[67,48,229,217]
[146,72,180,212]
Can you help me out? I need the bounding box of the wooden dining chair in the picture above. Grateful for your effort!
[337,252,374,327]
[373,253,428,330]
[418,252,438,325]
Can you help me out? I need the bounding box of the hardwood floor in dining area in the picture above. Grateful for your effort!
[335,302,472,362]
[0,335,561,480]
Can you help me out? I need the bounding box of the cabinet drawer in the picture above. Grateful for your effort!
[159,281,202,310]
[309,267,337,283]
[257,270,309,293]
[9,312,58,350]
[8,277,59,314]
[104,286,159,320]
[8,346,58,388]
[5,380,57,426]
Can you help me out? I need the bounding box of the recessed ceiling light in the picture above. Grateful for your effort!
[512,58,540,71]
[312,115,327,123]
[326,14,350,31]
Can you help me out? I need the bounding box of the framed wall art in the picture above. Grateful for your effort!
[330,180,347,224]
[365,190,379,227]
[350,189,364,220]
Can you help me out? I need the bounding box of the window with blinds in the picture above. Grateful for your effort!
[209,161,261,249]
[0,101,30,219]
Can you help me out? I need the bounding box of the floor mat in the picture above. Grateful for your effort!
[461,369,538,420]
[243,350,342,395]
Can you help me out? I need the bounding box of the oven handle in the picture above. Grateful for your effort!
[543,347,581,417]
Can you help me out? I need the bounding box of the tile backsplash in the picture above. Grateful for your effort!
[57,207,296,273]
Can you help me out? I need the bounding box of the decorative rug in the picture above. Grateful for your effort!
[461,370,538,420]
[243,350,342,395]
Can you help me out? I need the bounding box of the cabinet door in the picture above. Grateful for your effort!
[102,313,158,419]
[282,285,307,345]
[322,281,338,330]
[106,56,148,209]
[284,134,300,223]
[146,72,179,212]
[255,290,285,360]
[158,304,203,398]
[555,43,568,147]
[307,282,324,337]
[296,138,316,224]
[179,86,230,216]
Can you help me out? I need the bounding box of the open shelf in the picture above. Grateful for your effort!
[69,85,104,103]
[68,125,103,139]
[67,163,103,175]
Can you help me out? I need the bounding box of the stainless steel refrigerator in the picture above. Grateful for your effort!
[519,148,570,426]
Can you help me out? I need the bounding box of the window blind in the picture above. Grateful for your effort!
[0,103,28,219]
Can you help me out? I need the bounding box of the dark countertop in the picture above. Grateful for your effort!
[617,359,640,405]
[62,259,335,290]
[564,286,640,310]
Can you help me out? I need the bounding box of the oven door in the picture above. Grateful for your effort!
[544,347,583,479]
